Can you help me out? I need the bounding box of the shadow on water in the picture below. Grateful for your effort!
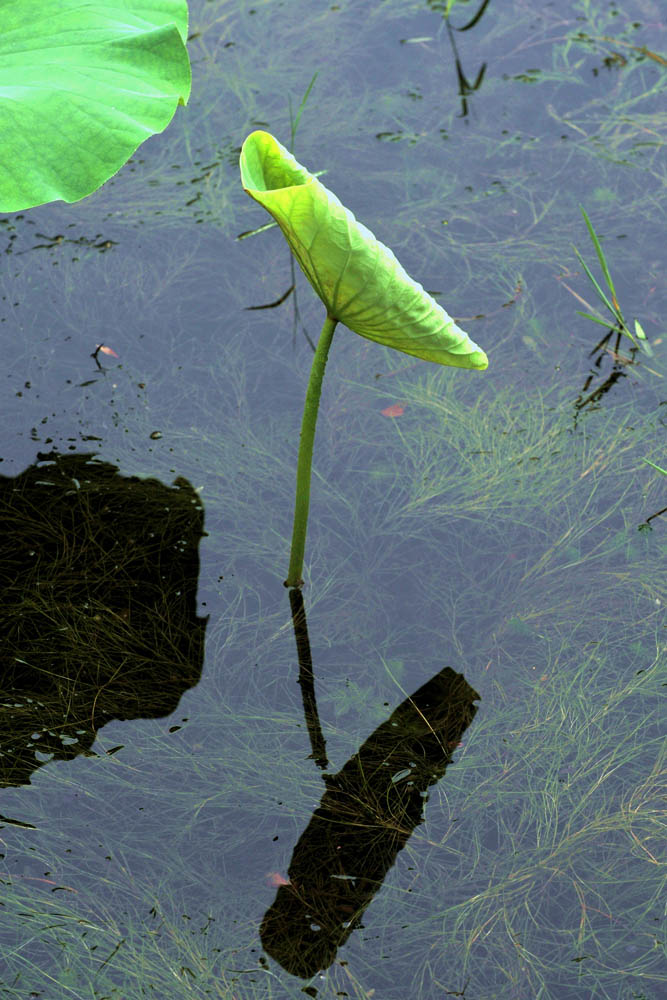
[441,0,491,118]
[0,452,208,795]
[261,591,480,978]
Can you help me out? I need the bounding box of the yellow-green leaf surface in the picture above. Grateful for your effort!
[240,130,488,370]
[0,0,191,212]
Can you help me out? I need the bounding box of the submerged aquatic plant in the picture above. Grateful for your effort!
[240,130,487,588]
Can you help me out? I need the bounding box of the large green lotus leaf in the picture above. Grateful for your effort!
[240,130,488,370]
[0,0,191,211]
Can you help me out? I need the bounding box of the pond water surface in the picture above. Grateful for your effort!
[1,1,665,998]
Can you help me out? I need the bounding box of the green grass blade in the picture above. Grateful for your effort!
[642,458,667,476]
[574,310,642,351]
[236,221,277,240]
[573,246,619,320]
[575,310,621,331]
[579,205,618,303]
[289,72,319,150]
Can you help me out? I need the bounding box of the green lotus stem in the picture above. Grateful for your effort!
[285,314,338,588]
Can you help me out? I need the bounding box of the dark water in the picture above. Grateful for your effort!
[1,1,665,998]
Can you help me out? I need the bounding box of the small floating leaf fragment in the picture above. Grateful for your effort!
[634,319,653,355]
[381,403,405,417]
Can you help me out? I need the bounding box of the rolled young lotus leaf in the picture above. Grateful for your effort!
[240,130,488,370]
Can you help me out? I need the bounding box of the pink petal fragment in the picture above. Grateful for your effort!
[99,345,119,357]
[266,871,290,887]
[381,403,404,418]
